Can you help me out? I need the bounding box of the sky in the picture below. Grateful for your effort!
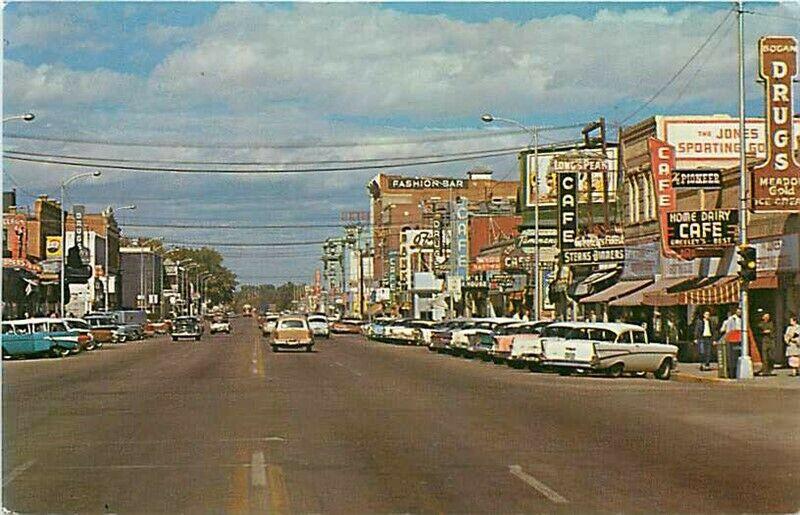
[3,1,799,285]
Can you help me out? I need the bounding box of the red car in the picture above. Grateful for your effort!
[331,319,363,334]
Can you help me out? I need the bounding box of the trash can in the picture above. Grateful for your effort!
[717,339,729,378]
[722,330,742,379]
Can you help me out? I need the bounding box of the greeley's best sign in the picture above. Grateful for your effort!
[752,36,800,212]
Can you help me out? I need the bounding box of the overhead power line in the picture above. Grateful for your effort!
[3,148,521,174]
[3,135,588,175]
[4,144,530,166]
[151,239,327,247]
[3,122,582,150]
[616,7,735,126]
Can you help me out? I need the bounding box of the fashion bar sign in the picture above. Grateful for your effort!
[752,36,800,212]
[388,177,467,189]
[666,209,738,248]
[557,171,578,250]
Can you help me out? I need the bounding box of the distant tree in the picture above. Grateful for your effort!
[165,247,238,305]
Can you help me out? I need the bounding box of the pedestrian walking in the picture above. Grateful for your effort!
[693,310,717,371]
[784,315,800,377]
[757,312,776,376]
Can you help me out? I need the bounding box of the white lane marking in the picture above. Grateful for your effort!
[2,460,35,486]
[509,465,569,504]
[250,451,267,488]
[332,361,363,377]
[48,436,286,446]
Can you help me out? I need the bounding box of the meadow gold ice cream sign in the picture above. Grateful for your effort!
[752,36,800,212]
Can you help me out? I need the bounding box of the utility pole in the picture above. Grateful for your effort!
[532,128,541,321]
[736,0,754,380]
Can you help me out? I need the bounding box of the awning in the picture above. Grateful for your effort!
[610,277,693,307]
[580,279,653,304]
[571,269,620,298]
[676,276,739,305]
[749,272,778,290]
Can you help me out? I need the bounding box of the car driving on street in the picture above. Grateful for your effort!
[209,316,231,334]
[171,316,203,341]
[307,314,330,339]
[271,315,314,352]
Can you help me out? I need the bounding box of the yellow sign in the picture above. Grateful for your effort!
[46,236,62,259]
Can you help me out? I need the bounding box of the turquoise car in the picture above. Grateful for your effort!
[2,319,81,359]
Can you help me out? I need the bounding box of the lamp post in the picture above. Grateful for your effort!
[481,114,541,320]
[2,113,35,123]
[60,171,102,316]
[102,205,136,311]
[735,0,754,380]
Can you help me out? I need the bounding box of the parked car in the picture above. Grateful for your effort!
[261,315,280,337]
[2,319,81,358]
[84,313,121,344]
[488,321,530,363]
[171,316,203,341]
[307,315,330,339]
[63,318,99,351]
[450,318,517,358]
[145,320,172,335]
[541,322,678,379]
[209,317,231,334]
[271,316,314,352]
[428,319,471,352]
[331,318,363,334]
[113,310,147,340]
[365,317,395,340]
[507,321,568,370]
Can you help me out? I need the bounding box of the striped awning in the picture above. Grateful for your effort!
[677,276,740,305]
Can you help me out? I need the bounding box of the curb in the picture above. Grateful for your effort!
[673,371,734,384]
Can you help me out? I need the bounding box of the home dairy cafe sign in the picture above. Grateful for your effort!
[752,36,800,212]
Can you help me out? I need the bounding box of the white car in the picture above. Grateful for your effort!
[307,315,330,339]
[209,318,231,334]
[509,322,577,370]
[450,318,517,357]
[541,322,678,379]
[261,315,279,337]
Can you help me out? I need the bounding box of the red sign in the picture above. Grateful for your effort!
[471,255,501,273]
[3,258,42,274]
[649,138,681,259]
[752,36,800,212]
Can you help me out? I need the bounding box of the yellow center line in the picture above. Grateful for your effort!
[225,449,249,514]
[267,464,290,515]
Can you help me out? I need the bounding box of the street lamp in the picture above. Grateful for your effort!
[482,113,541,320]
[60,171,102,316]
[102,205,136,311]
[2,113,35,123]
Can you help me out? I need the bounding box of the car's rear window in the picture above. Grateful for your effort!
[280,320,305,329]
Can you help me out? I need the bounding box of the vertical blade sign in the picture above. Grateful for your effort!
[557,171,577,250]
[648,138,681,259]
[752,36,800,212]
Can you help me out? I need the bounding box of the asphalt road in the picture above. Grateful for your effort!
[3,317,799,513]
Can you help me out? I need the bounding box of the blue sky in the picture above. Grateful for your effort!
[3,1,798,284]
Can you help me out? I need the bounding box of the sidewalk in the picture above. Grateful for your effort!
[674,363,800,388]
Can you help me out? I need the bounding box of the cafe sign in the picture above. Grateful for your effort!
[666,209,738,258]
[752,36,800,212]
[557,171,578,250]
[649,138,682,259]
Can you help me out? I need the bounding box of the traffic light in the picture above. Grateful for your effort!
[737,245,757,283]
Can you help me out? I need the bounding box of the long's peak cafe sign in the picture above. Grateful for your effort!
[753,35,800,212]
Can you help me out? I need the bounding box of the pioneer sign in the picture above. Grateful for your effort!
[752,36,800,212]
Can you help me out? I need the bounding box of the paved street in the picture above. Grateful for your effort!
[3,317,799,513]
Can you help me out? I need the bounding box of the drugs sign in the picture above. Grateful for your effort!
[752,36,800,212]
[666,209,738,249]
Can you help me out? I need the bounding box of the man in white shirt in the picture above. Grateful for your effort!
[719,307,743,378]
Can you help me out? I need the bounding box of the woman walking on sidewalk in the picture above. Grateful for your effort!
[784,315,800,377]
